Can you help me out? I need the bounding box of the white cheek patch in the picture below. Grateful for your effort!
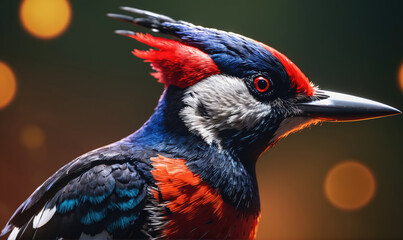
[32,206,56,229]
[180,75,271,147]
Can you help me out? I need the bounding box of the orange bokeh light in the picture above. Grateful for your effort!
[0,61,17,110]
[325,161,376,211]
[20,125,46,150]
[20,0,72,39]
[399,61,403,92]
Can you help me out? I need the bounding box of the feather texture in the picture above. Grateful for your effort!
[151,155,260,239]
[129,33,220,88]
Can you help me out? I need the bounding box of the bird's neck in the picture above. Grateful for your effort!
[127,86,260,214]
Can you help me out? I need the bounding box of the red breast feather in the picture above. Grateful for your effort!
[151,155,260,239]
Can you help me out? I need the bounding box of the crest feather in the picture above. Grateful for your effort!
[130,33,220,88]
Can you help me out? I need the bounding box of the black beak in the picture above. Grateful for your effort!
[297,90,401,122]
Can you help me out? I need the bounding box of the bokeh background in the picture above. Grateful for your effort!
[1,0,402,239]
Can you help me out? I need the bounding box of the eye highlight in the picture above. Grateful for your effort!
[254,76,270,92]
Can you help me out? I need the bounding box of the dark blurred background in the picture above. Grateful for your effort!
[0,0,402,239]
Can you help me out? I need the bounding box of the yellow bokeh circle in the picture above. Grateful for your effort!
[0,62,17,110]
[325,161,376,211]
[20,0,72,39]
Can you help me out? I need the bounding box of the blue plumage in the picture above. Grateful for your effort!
[106,214,138,233]
[57,199,79,213]
[115,188,139,198]
[162,21,287,79]
[81,208,107,225]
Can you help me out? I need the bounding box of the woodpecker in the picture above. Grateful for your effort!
[1,7,400,240]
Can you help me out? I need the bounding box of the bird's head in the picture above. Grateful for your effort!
[109,7,400,161]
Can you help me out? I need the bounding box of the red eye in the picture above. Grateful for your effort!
[254,76,270,92]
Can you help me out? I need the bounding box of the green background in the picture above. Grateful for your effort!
[0,1,402,239]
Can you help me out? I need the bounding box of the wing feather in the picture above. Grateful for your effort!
[1,143,154,239]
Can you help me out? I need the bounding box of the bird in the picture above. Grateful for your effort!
[1,6,401,240]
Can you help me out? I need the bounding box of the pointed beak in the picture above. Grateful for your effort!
[296,90,401,122]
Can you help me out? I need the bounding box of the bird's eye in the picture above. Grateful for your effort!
[254,76,270,92]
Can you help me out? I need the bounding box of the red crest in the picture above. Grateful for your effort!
[129,33,220,88]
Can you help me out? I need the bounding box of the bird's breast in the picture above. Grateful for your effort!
[150,154,260,239]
